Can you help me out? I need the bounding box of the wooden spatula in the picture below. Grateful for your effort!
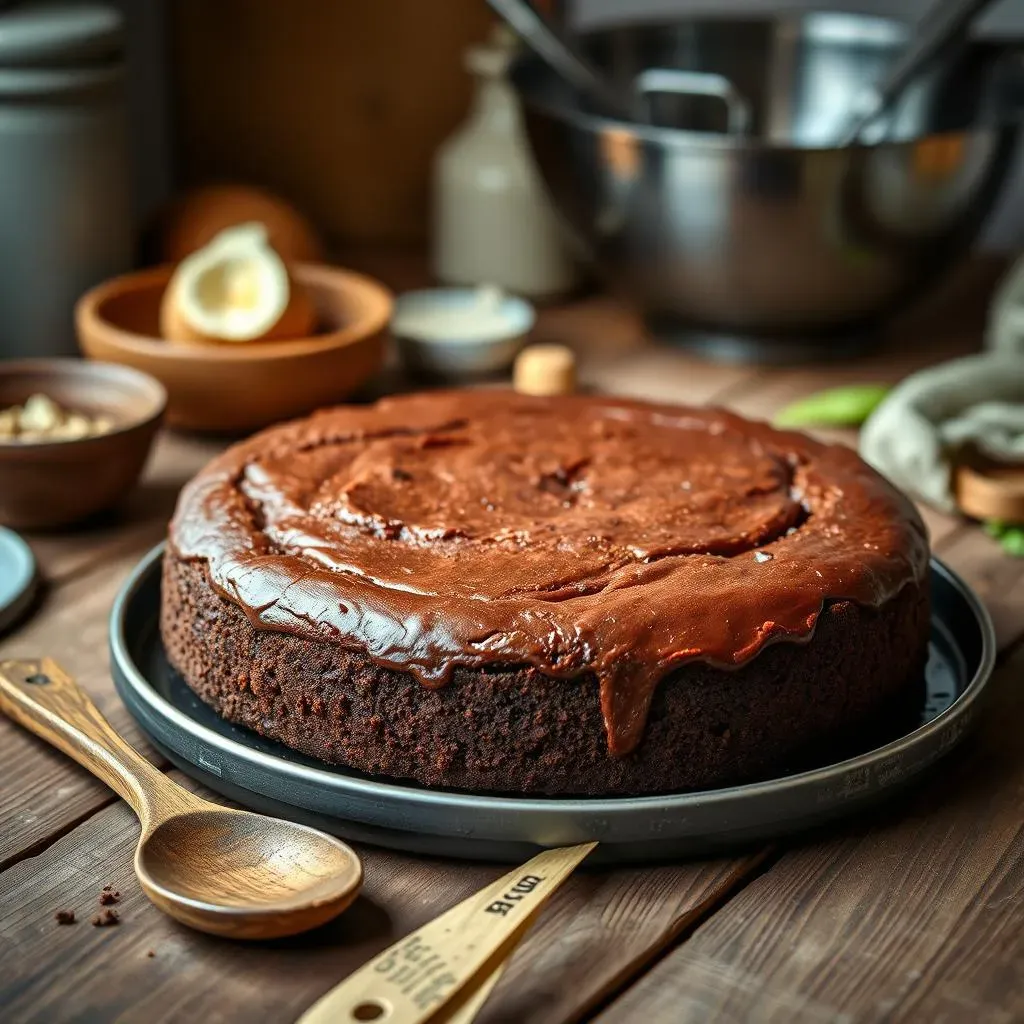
[297,841,597,1024]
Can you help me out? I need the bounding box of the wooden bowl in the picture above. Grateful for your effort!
[76,264,392,432]
[0,360,166,531]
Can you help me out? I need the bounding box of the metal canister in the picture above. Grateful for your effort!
[0,2,132,359]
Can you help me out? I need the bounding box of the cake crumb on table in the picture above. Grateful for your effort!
[98,888,121,906]
[54,909,75,925]
[91,909,120,927]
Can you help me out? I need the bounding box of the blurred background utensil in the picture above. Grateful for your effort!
[485,0,635,120]
[842,0,1001,144]
[510,10,1024,362]
[76,264,391,433]
[0,2,133,360]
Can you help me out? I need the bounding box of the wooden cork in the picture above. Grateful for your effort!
[513,344,577,397]
[955,459,1024,523]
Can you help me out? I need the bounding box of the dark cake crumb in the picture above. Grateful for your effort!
[92,909,120,927]
[146,949,156,958]
[54,909,75,925]
[98,888,121,906]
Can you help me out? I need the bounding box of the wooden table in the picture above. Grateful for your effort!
[2,258,1022,1024]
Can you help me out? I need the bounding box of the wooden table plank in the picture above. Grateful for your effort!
[931,527,1024,650]
[887,848,1024,1023]
[0,787,498,1024]
[0,771,764,1024]
[593,647,1024,1024]
[477,853,767,1024]
[0,553,165,870]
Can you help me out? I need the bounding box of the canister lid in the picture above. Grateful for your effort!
[0,2,122,69]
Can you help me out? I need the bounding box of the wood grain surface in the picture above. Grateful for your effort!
[0,253,1021,1023]
[169,0,495,243]
[594,645,1024,1024]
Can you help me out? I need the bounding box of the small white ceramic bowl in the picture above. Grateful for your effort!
[391,287,536,379]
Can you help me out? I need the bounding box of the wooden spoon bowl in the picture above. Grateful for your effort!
[0,658,362,940]
[137,809,361,938]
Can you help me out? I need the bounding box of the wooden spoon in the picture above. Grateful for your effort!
[0,657,362,940]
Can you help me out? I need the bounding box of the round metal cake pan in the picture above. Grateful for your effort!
[111,543,996,863]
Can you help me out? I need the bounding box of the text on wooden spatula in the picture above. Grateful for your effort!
[298,841,597,1024]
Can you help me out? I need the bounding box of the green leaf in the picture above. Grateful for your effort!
[1000,527,1024,558]
[985,519,1009,539]
[774,385,891,429]
[983,519,1024,555]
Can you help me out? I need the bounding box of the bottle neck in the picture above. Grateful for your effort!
[469,74,520,132]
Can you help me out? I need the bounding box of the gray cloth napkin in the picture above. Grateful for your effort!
[860,354,1024,511]
[859,255,1024,511]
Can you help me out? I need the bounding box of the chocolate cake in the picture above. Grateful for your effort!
[162,391,931,796]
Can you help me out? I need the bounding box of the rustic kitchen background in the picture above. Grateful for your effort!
[2,4,1024,1020]
[119,0,1024,249]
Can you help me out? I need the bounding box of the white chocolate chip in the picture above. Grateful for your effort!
[0,395,118,444]
[19,393,63,432]
[0,408,17,438]
[53,414,91,440]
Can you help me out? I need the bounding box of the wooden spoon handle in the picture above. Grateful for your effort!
[0,657,201,825]
[297,842,597,1024]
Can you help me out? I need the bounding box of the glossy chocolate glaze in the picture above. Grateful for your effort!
[169,391,929,755]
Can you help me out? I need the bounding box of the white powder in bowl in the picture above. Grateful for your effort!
[392,286,525,343]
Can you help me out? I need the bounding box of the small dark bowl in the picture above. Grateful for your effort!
[0,360,166,531]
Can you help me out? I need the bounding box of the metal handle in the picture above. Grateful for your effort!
[486,0,636,121]
[633,68,752,135]
[841,0,999,143]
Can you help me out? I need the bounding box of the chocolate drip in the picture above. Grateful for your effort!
[170,391,929,756]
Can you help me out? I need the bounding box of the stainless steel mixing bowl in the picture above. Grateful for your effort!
[510,12,1023,361]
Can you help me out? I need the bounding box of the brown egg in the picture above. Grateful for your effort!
[156,185,323,264]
